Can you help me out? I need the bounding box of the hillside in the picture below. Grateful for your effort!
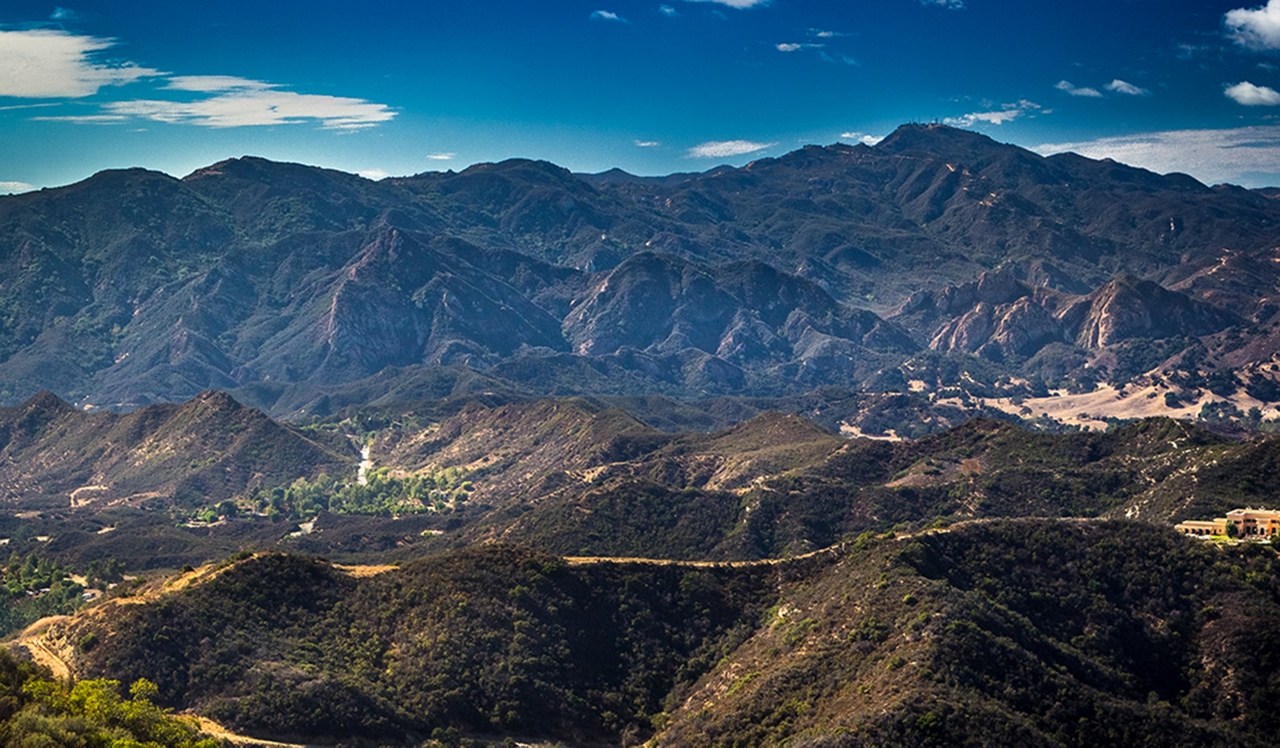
[20,520,1280,746]
[0,125,1278,431]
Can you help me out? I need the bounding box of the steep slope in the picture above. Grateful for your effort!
[0,390,353,511]
[30,521,1280,746]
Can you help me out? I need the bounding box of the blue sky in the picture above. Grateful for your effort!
[5,0,1280,191]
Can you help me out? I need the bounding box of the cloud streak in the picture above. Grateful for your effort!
[681,0,770,9]
[0,181,35,194]
[688,139,774,158]
[841,132,883,145]
[1056,80,1102,98]
[1226,0,1280,50]
[102,77,395,129]
[776,42,822,52]
[945,100,1041,127]
[1226,80,1280,105]
[590,10,627,22]
[1106,79,1150,96]
[1036,126,1280,186]
[0,29,163,98]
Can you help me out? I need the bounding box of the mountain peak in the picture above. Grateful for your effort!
[874,123,1015,159]
[19,390,73,415]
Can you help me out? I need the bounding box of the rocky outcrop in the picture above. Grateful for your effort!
[1061,274,1238,348]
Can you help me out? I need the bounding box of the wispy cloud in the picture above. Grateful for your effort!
[819,51,859,65]
[681,0,770,9]
[426,153,455,160]
[945,100,1041,127]
[688,139,774,158]
[809,28,848,38]
[1226,80,1280,105]
[921,0,965,9]
[1056,80,1102,98]
[0,29,163,98]
[102,78,395,129]
[841,132,883,146]
[31,113,127,124]
[165,75,271,92]
[1106,79,1150,96]
[29,71,395,129]
[776,42,822,52]
[659,4,678,16]
[635,140,660,147]
[0,102,59,112]
[590,10,628,22]
[50,7,80,21]
[0,181,36,194]
[1036,126,1280,186]
[1226,0,1280,51]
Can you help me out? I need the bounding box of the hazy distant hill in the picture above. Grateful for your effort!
[1,124,1278,425]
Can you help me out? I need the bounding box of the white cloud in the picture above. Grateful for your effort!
[1226,0,1280,50]
[50,7,80,21]
[0,29,163,98]
[0,181,35,194]
[359,168,390,180]
[1056,80,1102,98]
[1036,126,1280,186]
[809,28,847,38]
[1106,79,1150,96]
[164,75,271,92]
[659,4,678,16]
[688,139,774,158]
[681,0,770,9]
[841,132,883,146]
[102,87,395,129]
[635,140,660,147]
[945,100,1041,127]
[922,0,965,8]
[591,9,627,21]
[1226,80,1280,105]
[777,42,823,52]
[426,153,455,160]
[31,113,127,124]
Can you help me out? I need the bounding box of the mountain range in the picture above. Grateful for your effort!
[2,124,1278,432]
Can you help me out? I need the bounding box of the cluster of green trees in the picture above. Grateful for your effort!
[0,554,122,639]
[0,649,217,747]
[196,467,474,522]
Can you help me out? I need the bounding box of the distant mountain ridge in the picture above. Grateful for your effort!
[1,124,1277,417]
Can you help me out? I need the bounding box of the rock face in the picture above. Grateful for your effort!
[1062,274,1239,348]
[0,124,1276,408]
[921,271,1237,361]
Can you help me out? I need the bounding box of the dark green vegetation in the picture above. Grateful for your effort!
[1,125,1277,423]
[0,649,217,747]
[64,549,777,745]
[658,520,1280,747]
[39,521,1280,746]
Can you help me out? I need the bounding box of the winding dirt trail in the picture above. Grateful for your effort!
[19,616,73,680]
[192,717,315,747]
